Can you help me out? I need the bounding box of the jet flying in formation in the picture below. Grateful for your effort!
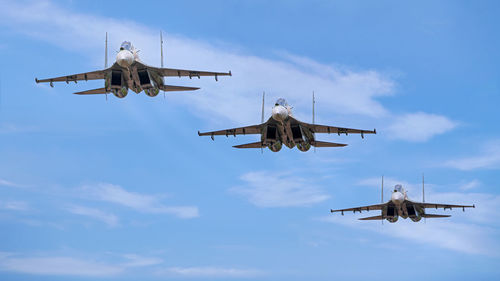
[198,94,376,152]
[35,34,231,98]
[33,32,476,225]
[330,177,475,223]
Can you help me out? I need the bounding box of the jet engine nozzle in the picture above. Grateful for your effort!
[272,105,288,121]
[116,50,134,68]
[391,192,405,205]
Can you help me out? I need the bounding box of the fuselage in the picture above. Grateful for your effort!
[383,185,425,223]
[264,98,315,152]
[106,41,163,98]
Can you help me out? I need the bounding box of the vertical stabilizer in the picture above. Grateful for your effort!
[104,32,108,68]
[422,173,425,203]
[313,91,316,153]
[261,92,265,154]
[160,31,164,68]
[381,175,384,225]
[261,92,265,123]
[312,91,315,125]
[381,176,384,203]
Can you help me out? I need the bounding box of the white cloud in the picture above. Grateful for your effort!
[160,266,263,278]
[386,112,457,142]
[231,171,329,207]
[80,183,199,219]
[321,216,498,255]
[0,200,29,211]
[122,254,163,267]
[459,179,481,190]
[0,123,38,135]
[0,178,22,188]
[445,141,500,170]
[66,205,119,227]
[0,253,123,277]
[0,0,395,125]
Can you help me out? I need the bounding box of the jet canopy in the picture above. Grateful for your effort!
[275,98,288,106]
[394,184,403,192]
[120,41,132,51]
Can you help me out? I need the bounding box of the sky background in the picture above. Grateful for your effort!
[0,0,500,280]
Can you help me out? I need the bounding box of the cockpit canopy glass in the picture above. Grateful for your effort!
[120,41,132,51]
[275,98,288,106]
[394,184,403,192]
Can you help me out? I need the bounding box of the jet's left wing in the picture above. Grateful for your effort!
[146,65,231,80]
[198,124,264,139]
[330,203,387,215]
[293,117,376,137]
[35,69,108,86]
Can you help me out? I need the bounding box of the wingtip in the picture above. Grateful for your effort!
[229,70,232,76]
[374,128,377,134]
[197,131,201,136]
[330,209,334,213]
[35,78,39,83]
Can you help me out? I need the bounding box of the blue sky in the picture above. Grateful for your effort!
[0,0,499,280]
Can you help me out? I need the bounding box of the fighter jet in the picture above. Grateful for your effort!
[35,32,231,98]
[198,93,376,152]
[330,177,475,223]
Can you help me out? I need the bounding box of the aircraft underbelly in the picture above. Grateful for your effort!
[279,122,294,149]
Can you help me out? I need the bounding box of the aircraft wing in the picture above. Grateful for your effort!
[294,118,376,137]
[414,202,475,210]
[146,65,231,80]
[330,203,387,214]
[35,69,108,85]
[198,124,264,139]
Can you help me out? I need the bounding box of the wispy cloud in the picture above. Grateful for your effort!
[459,179,481,191]
[445,141,500,170]
[80,183,199,219]
[0,178,23,188]
[0,251,260,278]
[66,205,119,227]
[159,266,263,278]
[386,112,458,142]
[0,123,38,135]
[0,253,123,277]
[231,171,329,207]
[0,200,29,211]
[122,254,163,267]
[321,216,498,255]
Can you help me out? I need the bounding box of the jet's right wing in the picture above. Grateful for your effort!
[198,124,265,139]
[330,203,387,215]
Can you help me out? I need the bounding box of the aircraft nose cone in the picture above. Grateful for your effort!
[116,50,134,68]
[272,105,288,121]
[391,192,404,205]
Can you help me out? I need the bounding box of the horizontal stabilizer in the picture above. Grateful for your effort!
[359,215,384,220]
[311,140,348,147]
[73,88,108,95]
[421,214,451,218]
[233,142,265,149]
[160,85,200,92]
